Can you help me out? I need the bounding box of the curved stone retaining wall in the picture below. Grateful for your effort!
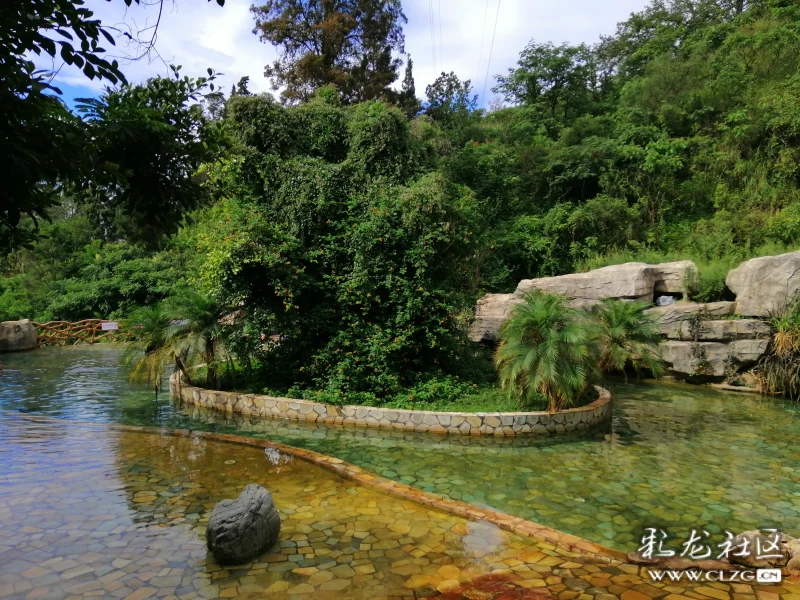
[169,373,612,436]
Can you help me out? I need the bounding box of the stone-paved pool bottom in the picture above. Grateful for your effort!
[1,415,798,600]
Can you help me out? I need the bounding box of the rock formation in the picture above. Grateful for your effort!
[644,302,736,331]
[661,339,768,378]
[470,261,695,343]
[658,317,770,342]
[206,484,281,564]
[515,260,694,303]
[726,250,800,316]
[468,252,800,381]
[0,320,38,352]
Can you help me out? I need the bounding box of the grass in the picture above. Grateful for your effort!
[381,387,539,412]
[380,385,597,413]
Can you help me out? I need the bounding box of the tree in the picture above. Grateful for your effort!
[1,0,226,256]
[495,291,600,412]
[250,0,406,104]
[74,66,225,248]
[126,291,231,390]
[191,96,479,399]
[398,56,420,118]
[424,72,478,124]
[494,41,603,137]
[125,303,177,392]
[230,76,253,97]
[594,299,663,380]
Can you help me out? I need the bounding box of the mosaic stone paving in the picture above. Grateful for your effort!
[2,413,798,600]
[2,347,800,553]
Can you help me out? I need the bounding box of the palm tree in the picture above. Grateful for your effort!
[125,303,181,393]
[495,291,600,412]
[594,299,663,381]
[126,291,230,391]
[164,291,230,390]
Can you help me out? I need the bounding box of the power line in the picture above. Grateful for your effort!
[428,0,437,75]
[481,0,501,109]
[438,0,443,70]
[475,0,490,88]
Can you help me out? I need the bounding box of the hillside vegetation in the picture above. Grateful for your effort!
[3,0,800,400]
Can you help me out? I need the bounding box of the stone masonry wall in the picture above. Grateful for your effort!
[169,373,612,436]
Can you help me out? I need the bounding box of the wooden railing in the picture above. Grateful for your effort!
[30,319,132,346]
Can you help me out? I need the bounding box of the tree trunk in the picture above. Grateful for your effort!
[205,339,217,390]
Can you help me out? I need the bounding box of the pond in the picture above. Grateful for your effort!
[7,411,611,599]
[2,345,800,556]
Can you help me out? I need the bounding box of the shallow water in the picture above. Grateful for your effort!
[2,345,800,554]
[2,412,592,599]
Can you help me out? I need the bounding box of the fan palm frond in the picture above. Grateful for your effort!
[495,291,601,412]
[595,299,663,381]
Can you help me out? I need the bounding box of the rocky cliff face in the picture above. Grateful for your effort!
[0,320,38,352]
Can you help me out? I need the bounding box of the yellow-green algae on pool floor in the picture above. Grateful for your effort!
[0,414,797,600]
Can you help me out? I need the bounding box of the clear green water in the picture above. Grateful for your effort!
[2,345,800,553]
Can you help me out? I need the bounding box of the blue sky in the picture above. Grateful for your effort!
[48,0,650,107]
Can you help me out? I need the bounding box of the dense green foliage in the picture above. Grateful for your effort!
[190,93,481,401]
[5,0,800,404]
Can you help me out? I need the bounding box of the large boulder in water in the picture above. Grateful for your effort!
[0,320,38,352]
[726,251,800,316]
[206,484,280,564]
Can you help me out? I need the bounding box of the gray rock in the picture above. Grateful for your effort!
[727,530,793,568]
[206,484,280,564]
[662,319,771,342]
[645,302,737,332]
[726,251,800,316]
[468,294,521,343]
[0,320,38,352]
[652,260,697,293]
[661,339,768,378]
[515,261,695,303]
[470,261,696,343]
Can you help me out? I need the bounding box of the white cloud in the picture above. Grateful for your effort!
[403,0,649,106]
[46,0,649,104]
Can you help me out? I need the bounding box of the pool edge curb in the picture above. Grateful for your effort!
[170,373,614,437]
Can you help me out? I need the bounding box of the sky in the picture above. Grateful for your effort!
[49,0,650,107]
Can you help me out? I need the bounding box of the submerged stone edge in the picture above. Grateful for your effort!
[11,412,628,564]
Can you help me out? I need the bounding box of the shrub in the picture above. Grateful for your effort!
[594,299,663,380]
[755,299,800,400]
[495,291,600,412]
